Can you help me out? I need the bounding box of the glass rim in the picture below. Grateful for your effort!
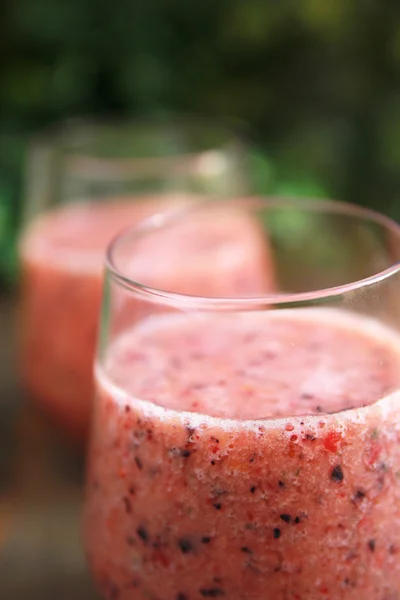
[106,196,400,311]
[30,113,247,153]
[28,114,246,181]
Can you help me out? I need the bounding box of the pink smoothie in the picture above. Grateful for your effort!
[19,199,273,437]
[84,308,400,600]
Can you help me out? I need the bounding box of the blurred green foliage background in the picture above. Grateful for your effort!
[1,0,400,284]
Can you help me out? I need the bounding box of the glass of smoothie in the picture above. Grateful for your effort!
[84,197,400,600]
[18,118,252,439]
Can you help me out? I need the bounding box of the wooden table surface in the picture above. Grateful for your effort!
[0,294,100,599]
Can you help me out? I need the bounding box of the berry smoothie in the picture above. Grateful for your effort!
[84,308,400,600]
[19,199,273,437]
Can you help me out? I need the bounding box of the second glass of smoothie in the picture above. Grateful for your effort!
[84,197,400,600]
[18,119,265,438]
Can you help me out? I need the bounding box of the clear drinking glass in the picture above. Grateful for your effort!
[18,117,247,439]
[84,197,400,599]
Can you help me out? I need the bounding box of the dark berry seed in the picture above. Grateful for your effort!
[136,526,148,543]
[280,514,291,523]
[353,490,365,502]
[128,486,135,495]
[213,503,222,510]
[201,536,211,544]
[368,539,376,552]
[199,589,225,597]
[134,456,143,470]
[250,486,256,494]
[278,480,285,488]
[315,406,323,413]
[123,497,132,514]
[273,528,281,539]
[371,428,379,439]
[294,517,301,524]
[177,594,188,600]
[241,546,252,554]
[178,538,193,553]
[211,461,216,466]
[331,465,344,482]
[170,447,192,458]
